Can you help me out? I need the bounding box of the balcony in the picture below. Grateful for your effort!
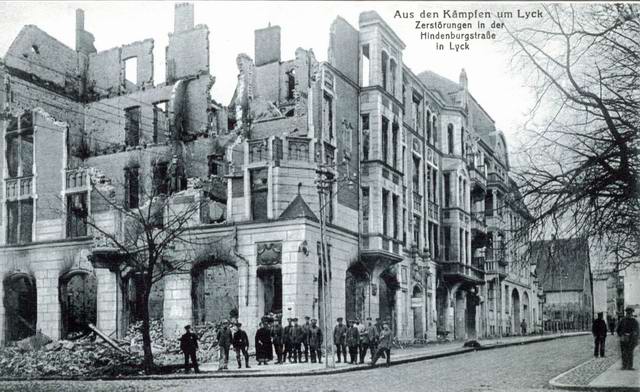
[486,247,507,266]
[470,166,487,195]
[471,211,487,232]
[248,138,270,163]
[483,259,507,278]
[441,261,484,285]
[5,176,33,199]
[286,137,312,161]
[65,168,88,191]
[487,172,507,191]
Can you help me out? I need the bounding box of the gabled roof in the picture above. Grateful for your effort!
[279,193,318,222]
[530,238,590,292]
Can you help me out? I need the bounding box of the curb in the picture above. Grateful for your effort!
[0,332,588,382]
[549,352,640,392]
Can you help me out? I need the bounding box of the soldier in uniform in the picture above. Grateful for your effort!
[346,320,360,364]
[371,322,392,367]
[179,325,200,373]
[333,317,348,363]
[301,316,311,363]
[232,322,250,368]
[359,317,375,363]
[292,317,304,363]
[616,307,639,370]
[592,312,608,358]
[308,318,323,363]
[283,318,293,363]
[271,318,284,364]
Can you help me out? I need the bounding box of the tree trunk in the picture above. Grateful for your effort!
[140,289,155,374]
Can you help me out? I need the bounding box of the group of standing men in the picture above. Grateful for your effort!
[592,307,639,370]
[333,317,393,367]
[179,314,397,373]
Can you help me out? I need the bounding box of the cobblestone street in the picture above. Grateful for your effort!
[0,335,618,392]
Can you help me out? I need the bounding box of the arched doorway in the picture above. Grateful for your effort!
[4,273,37,342]
[522,291,530,333]
[60,271,97,338]
[412,285,424,339]
[436,285,448,337]
[466,291,479,339]
[192,262,239,325]
[378,266,399,335]
[511,288,520,335]
[346,263,369,323]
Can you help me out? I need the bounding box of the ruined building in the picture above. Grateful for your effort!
[0,4,542,344]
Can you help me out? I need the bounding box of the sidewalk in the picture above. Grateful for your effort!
[550,346,639,391]
[192,331,587,378]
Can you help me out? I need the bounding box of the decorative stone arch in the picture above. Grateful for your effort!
[190,243,240,325]
[511,288,521,335]
[522,290,531,333]
[3,272,37,342]
[411,283,425,339]
[345,260,370,323]
[378,265,400,335]
[59,267,97,338]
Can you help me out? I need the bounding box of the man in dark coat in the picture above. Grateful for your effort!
[346,320,360,364]
[520,319,527,335]
[308,318,323,363]
[592,312,608,358]
[333,317,347,363]
[283,318,293,363]
[271,318,284,364]
[301,316,311,363]
[371,322,392,367]
[608,316,617,336]
[255,321,273,365]
[232,322,250,368]
[291,318,304,363]
[216,320,233,370]
[359,317,376,363]
[179,325,200,373]
[616,307,639,370]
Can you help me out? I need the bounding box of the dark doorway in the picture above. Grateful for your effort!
[346,263,369,323]
[60,272,97,338]
[4,274,37,342]
[258,267,282,316]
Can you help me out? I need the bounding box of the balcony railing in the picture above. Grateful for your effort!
[66,168,88,191]
[486,247,505,263]
[441,261,484,282]
[484,260,507,276]
[5,176,33,199]
[286,137,311,161]
[248,138,270,163]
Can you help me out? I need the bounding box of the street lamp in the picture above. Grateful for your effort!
[316,157,356,369]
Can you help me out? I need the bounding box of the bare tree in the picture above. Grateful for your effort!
[503,4,639,269]
[70,162,227,373]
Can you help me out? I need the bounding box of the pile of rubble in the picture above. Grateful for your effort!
[0,320,229,378]
[0,332,141,379]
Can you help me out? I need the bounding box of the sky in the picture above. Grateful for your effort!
[0,1,539,151]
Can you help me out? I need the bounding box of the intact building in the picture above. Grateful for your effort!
[0,5,541,344]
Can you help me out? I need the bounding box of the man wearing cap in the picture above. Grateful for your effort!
[179,325,200,373]
[308,318,323,363]
[291,317,304,363]
[616,307,639,370]
[232,322,250,368]
[359,317,375,363]
[301,316,311,363]
[592,312,608,358]
[216,320,233,370]
[271,318,284,364]
[283,318,293,363]
[333,317,347,363]
[371,322,392,367]
[346,319,360,364]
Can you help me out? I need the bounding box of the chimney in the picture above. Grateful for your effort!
[75,9,96,55]
[174,3,194,33]
[254,25,281,66]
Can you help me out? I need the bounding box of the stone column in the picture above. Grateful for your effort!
[35,269,61,340]
[163,272,193,338]
[95,268,121,338]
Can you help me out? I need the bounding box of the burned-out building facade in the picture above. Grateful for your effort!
[0,4,541,345]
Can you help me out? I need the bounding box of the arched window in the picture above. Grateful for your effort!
[381,51,389,92]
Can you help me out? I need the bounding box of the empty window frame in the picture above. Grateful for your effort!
[66,192,88,238]
[124,167,140,209]
[361,44,370,87]
[361,114,370,161]
[125,106,141,147]
[124,57,138,85]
